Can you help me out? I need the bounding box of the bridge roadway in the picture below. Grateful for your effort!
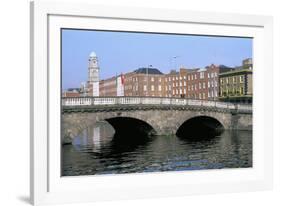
[62,97,252,144]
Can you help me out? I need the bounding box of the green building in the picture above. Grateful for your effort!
[219,69,252,103]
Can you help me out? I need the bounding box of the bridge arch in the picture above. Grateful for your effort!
[105,116,157,139]
[176,115,225,138]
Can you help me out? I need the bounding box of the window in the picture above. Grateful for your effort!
[173,77,175,81]
[200,72,204,79]
[188,85,190,91]
[169,85,171,90]
[208,82,210,88]
[176,77,178,80]
[208,73,210,78]
[144,85,147,91]
[203,82,206,89]
[180,82,182,86]
[169,77,171,81]
[158,85,162,91]
[194,74,197,80]
[191,85,194,91]
[159,78,161,82]
[184,81,186,86]
[195,84,197,90]
[151,85,154,91]
[240,76,244,83]
[151,77,154,82]
[199,82,201,89]
[184,89,186,94]
[165,78,167,82]
[188,75,190,80]
[191,75,193,80]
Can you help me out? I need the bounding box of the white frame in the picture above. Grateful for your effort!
[30,1,273,205]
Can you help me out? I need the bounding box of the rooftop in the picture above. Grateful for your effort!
[134,67,163,75]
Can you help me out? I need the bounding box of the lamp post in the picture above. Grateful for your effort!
[173,56,180,70]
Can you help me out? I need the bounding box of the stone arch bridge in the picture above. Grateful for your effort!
[62,97,252,144]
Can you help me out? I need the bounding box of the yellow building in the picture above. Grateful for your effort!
[219,69,252,103]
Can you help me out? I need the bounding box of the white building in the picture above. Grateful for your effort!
[88,51,99,96]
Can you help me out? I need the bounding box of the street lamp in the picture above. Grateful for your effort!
[173,56,180,70]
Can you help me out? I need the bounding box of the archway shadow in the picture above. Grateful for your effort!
[176,116,224,142]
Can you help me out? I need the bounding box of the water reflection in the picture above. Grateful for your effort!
[62,122,252,176]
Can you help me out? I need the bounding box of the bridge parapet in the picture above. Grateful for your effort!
[62,97,252,112]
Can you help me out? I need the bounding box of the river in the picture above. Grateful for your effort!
[62,121,252,176]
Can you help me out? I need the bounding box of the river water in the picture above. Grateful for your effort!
[62,122,252,176]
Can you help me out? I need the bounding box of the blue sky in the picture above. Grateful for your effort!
[62,29,252,89]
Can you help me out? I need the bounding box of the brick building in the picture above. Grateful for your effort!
[99,76,116,96]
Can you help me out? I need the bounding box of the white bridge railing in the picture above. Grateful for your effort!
[62,97,252,112]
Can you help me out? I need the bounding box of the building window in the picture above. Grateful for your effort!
[184,81,186,86]
[199,82,201,89]
[191,85,194,91]
[169,85,171,91]
[203,82,206,89]
[188,75,190,80]
[240,76,244,83]
[144,85,147,91]
[208,82,210,88]
[195,84,197,90]
[184,88,186,94]
[184,76,186,79]
[194,74,197,80]
[180,82,182,86]
[208,73,210,78]
[169,77,171,81]
[159,78,161,82]
[151,77,154,82]
[151,85,154,91]
[191,75,193,80]
[188,85,190,91]
[200,72,204,79]
[158,85,162,91]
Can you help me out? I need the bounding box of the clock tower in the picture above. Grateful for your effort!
[88,52,99,96]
